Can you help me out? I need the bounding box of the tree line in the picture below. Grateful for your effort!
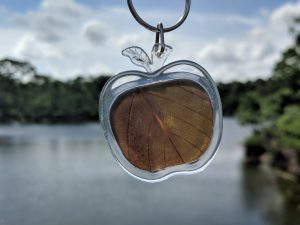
[0,59,109,123]
[0,58,267,123]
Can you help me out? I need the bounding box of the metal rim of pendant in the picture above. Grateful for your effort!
[127,0,191,33]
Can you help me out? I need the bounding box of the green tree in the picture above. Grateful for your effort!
[240,18,300,178]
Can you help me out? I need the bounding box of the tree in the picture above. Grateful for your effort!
[0,58,35,80]
[240,18,300,178]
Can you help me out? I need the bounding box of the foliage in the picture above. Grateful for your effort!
[0,58,109,123]
[0,57,254,123]
[276,105,300,151]
[218,81,249,116]
[238,18,300,178]
[236,24,300,125]
[237,22,300,145]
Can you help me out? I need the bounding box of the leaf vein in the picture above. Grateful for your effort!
[126,94,135,161]
[179,86,210,102]
[170,132,205,153]
[139,89,185,163]
[146,92,212,121]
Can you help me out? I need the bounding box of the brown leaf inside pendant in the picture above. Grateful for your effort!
[110,80,213,172]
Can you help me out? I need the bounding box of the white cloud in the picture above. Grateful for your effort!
[41,0,90,17]
[270,1,300,26]
[10,0,90,43]
[87,63,112,75]
[190,13,260,26]
[14,34,63,60]
[194,1,300,82]
[0,0,298,82]
[11,13,70,42]
[196,40,276,82]
[116,32,152,49]
[81,21,109,45]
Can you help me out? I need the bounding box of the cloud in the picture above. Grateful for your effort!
[10,0,90,43]
[12,13,71,42]
[194,1,300,82]
[14,34,63,60]
[196,38,277,82]
[0,0,298,82]
[190,13,260,26]
[270,1,300,26]
[41,0,90,18]
[81,21,109,45]
[87,63,112,75]
[198,40,241,64]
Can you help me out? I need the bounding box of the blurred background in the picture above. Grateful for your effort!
[0,0,300,225]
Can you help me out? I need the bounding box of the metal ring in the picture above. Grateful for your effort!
[127,0,191,33]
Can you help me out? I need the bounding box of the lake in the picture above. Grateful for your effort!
[0,118,299,225]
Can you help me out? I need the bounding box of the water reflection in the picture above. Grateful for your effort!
[0,120,299,225]
[242,163,300,225]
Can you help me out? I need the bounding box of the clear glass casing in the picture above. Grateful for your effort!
[99,62,223,182]
[99,44,222,182]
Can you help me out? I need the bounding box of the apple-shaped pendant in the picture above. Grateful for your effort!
[99,43,222,182]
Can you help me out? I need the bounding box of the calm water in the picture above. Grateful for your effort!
[0,118,299,225]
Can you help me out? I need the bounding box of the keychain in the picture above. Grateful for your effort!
[99,0,223,182]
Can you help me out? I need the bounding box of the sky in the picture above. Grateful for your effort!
[0,0,299,82]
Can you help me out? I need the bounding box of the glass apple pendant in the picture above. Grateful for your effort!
[99,41,223,182]
[99,1,222,182]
